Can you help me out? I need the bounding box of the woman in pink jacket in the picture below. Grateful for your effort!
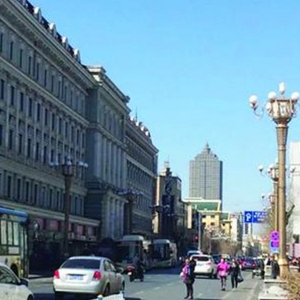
[217,258,229,291]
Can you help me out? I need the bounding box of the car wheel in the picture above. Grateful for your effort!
[104,285,110,297]
[54,292,64,300]
[27,296,34,300]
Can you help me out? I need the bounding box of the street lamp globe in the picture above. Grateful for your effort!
[249,95,258,110]
[268,91,277,101]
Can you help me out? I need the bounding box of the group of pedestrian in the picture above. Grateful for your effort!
[180,256,244,298]
[215,257,243,291]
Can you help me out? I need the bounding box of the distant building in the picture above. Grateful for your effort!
[230,213,243,243]
[189,143,223,207]
[153,163,185,242]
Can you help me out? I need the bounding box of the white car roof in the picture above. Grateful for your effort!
[191,254,211,258]
[67,256,107,261]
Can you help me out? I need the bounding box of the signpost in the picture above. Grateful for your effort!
[244,211,267,223]
[269,230,279,253]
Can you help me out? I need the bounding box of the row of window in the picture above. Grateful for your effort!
[0,22,85,115]
[0,79,85,147]
[0,172,84,216]
[127,140,155,171]
[0,124,85,170]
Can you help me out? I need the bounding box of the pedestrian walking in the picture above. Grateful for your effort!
[260,260,265,280]
[180,257,195,299]
[270,256,280,279]
[217,258,229,291]
[229,258,241,289]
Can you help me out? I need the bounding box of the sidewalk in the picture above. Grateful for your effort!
[29,270,53,284]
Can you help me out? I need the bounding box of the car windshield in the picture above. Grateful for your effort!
[192,256,209,262]
[61,259,101,269]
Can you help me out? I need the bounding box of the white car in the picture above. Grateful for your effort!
[53,256,125,299]
[191,254,217,279]
[187,250,202,258]
[0,262,34,300]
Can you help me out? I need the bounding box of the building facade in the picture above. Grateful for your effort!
[85,66,129,241]
[0,0,160,269]
[189,143,223,205]
[288,141,300,255]
[125,117,158,238]
[0,0,100,267]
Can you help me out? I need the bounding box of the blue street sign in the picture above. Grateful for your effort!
[244,211,253,223]
[270,240,279,253]
[244,211,267,223]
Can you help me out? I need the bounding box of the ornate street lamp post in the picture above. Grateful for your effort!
[249,82,299,277]
[50,157,88,257]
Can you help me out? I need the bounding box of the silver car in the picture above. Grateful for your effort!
[53,256,125,299]
[0,262,34,300]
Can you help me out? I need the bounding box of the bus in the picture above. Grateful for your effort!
[151,239,178,268]
[116,235,152,269]
[0,206,29,278]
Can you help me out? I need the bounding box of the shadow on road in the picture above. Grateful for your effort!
[34,293,53,300]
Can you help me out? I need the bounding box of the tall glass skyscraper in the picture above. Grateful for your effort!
[189,143,223,203]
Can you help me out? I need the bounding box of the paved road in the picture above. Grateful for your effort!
[30,267,263,300]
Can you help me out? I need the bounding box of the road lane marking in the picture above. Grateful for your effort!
[246,282,259,300]
[134,291,145,295]
[196,293,203,297]
[154,286,161,290]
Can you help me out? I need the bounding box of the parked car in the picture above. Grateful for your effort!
[241,258,257,270]
[191,254,217,279]
[0,262,34,300]
[53,256,125,299]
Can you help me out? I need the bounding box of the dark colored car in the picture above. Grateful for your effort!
[241,258,257,270]
[212,254,221,264]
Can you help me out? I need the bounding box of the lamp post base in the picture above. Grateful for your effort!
[278,257,290,278]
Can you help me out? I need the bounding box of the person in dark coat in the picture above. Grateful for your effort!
[229,258,241,289]
[270,256,280,279]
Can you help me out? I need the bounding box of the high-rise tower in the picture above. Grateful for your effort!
[189,143,223,204]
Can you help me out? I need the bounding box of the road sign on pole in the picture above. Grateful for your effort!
[244,211,253,223]
[269,230,279,253]
[244,211,267,223]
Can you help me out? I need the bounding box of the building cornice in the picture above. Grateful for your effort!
[127,156,157,178]
[87,123,126,150]
[1,0,96,89]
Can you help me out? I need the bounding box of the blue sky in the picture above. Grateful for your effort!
[32,0,300,213]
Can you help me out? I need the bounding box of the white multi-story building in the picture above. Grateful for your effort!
[0,0,99,263]
[0,0,160,266]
